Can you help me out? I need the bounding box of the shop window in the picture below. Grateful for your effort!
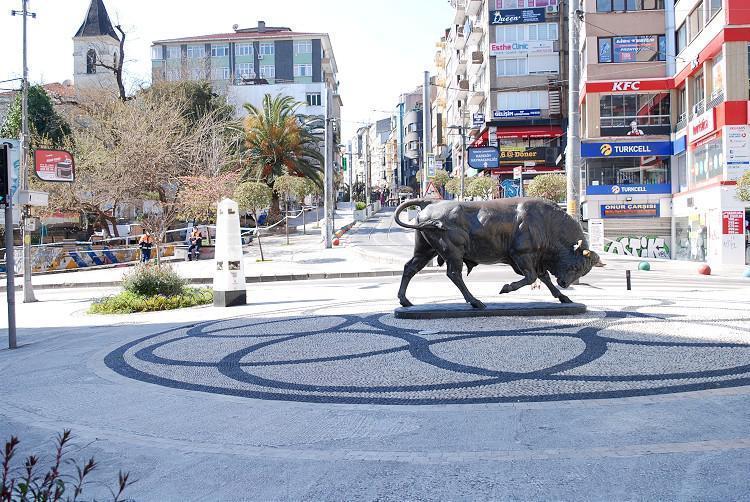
[587,156,670,186]
[599,92,671,135]
[597,35,666,63]
[677,153,688,192]
[691,138,723,186]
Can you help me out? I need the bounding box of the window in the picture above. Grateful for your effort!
[190,67,205,80]
[235,43,253,56]
[165,68,180,81]
[709,0,722,19]
[496,23,558,42]
[528,55,559,73]
[306,93,321,106]
[497,90,549,110]
[294,64,313,77]
[596,0,663,11]
[235,63,255,79]
[86,49,96,74]
[151,46,162,60]
[260,65,275,78]
[598,92,671,135]
[167,46,181,59]
[495,0,559,7]
[587,157,671,187]
[597,35,666,63]
[294,40,312,54]
[677,86,687,122]
[210,44,229,57]
[496,58,528,76]
[692,138,723,185]
[689,2,703,42]
[407,123,418,133]
[676,23,687,54]
[186,45,205,59]
[211,67,230,80]
[259,43,274,56]
[693,72,705,111]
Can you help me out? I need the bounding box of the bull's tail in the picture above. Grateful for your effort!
[393,198,443,230]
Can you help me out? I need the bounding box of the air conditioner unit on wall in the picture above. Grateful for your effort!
[546,5,558,13]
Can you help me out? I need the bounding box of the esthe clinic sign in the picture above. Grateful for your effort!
[490,41,555,57]
[34,149,75,182]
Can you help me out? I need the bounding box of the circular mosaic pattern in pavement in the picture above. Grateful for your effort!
[105,306,750,405]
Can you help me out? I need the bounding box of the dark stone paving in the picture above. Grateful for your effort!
[394,301,587,319]
[105,303,750,405]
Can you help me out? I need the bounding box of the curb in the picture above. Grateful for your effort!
[0,268,443,292]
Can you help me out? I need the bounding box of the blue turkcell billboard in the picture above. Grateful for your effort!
[586,184,672,195]
[581,141,673,158]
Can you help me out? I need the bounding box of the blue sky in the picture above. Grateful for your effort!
[1,0,454,138]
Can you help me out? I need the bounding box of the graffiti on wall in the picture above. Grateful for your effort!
[604,236,670,259]
[500,179,520,198]
[8,245,175,274]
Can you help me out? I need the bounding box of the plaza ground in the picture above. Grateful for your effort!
[1,208,750,500]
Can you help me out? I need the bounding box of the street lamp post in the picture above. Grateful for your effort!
[447,125,467,200]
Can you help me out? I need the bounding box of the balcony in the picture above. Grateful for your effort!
[452,0,467,24]
[468,90,485,106]
[456,56,467,74]
[454,26,466,50]
[457,79,469,99]
[691,99,705,119]
[466,0,482,16]
[674,113,688,132]
[467,24,483,45]
[706,89,725,111]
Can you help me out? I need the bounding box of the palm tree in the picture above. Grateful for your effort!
[241,94,324,222]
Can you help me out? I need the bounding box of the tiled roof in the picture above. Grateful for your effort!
[75,0,119,40]
[0,82,76,98]
[153,30,322,44]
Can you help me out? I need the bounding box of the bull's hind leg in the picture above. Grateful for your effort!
[539,271,572,304]
[398,233,437,307]
[446,258,486,309]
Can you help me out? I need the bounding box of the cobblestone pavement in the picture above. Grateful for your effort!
[106,292,750,405]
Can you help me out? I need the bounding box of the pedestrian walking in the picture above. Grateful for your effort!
[139,232,154,263]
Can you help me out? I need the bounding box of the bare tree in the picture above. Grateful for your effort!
[93,25,127,102]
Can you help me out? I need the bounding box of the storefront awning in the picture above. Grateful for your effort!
[472,126,565,146]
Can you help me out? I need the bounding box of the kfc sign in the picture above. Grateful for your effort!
[689,109,715,143]
[612,81,641,91]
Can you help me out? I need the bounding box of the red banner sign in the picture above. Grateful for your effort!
[585,78,672,94]
[34,149,75,182]
[722,210,744,235]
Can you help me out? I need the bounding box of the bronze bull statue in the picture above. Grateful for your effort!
[393,197,603,308]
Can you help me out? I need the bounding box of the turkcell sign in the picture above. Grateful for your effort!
[490,8,545,25]
[468,147,500,169]
[586,183,672,195]
[493,109,541,119]
[581,141,672,158]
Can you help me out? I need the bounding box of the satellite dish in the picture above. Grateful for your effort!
[232,24,239,31]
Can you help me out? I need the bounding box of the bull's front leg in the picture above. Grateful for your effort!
[539,271,572,304]
[446,258,485,309]
[499,251,538,296]
[398,253,435,307]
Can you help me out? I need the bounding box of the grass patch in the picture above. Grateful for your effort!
[89,288,213,314]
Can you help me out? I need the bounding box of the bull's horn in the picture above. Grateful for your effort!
[583,249,591,256]
[573,239,584,251]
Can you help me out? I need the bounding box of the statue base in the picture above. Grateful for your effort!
[213,290,246,308]
[394,301,586,319]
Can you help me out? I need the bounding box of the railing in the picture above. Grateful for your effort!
[674,113,688,132]
[706,89,725,110]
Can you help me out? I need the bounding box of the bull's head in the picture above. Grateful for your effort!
[554,239,605,289]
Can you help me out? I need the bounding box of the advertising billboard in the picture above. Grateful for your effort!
[601,203,660,218]
[581,141,672,158]
[490,41,555,57]
[468,147,500,169]
[493,109,542,119]
[34,149,75,182]
[490,8,545,25]
[586,183,672,195]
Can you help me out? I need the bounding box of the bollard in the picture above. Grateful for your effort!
[626,270,631,290]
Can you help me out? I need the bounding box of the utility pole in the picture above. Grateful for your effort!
[2,142,18,349]
[323,87,333,248]
[459,126,467,201]
[347,144,353,207]
[565,0,582,220]
[12,0,37,303]
[422,71,432,195]
[364,129,371,206]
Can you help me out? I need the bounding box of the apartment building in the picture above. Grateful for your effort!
[151,21,341,122]
[670,0,749,265]
[447,0,567,196]
[579,0,673,259]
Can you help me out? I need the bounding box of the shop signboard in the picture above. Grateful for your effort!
[490,41,555,57]
[724,125,750,180]
[488,126,498,147]
[581,141,672,158]
[722,210,744,235]
[600,36,663,64]
[472,112,485,128]
[33,149,75,182]
[688,108,715,143]
[493,109,541,119]
[490,8,545,25]
[467,146,500,169]
[499,147,547,164]
[586,183,672,195]
[588,219,605,252]
[601,203,660,218]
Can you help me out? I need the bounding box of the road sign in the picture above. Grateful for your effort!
[513,166,523,179]
[468,147,499,169]
[424,181,442,200]
[34,149,75,182]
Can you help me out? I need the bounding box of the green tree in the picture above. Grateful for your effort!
[467,176,496,200]
[444,177,462,197]
[241,94,324,222]
[143,80,235,126]
[273,174,304,244]
[526,173,567,202]
[0,85,71,149]
[235,181,272,261]
[431,169,450,189]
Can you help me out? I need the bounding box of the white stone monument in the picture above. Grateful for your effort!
[213,198,246,307]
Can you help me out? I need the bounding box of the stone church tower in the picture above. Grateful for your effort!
[72,0,120,92]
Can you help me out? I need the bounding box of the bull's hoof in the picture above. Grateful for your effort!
[470,299,486,309]
[499,284,511,295]
[399,297,414,308]
[558,295,573,304]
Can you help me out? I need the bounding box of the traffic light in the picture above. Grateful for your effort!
[0,144,8,206]
[342,157,347,172]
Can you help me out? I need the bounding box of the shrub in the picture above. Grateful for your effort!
[526,173,567,202]
[89,288,213,314]
[122,264,187,297]
[1,430,132,501]
[355,201,367,210]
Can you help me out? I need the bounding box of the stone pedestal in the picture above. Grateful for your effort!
[213,198,246,307]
